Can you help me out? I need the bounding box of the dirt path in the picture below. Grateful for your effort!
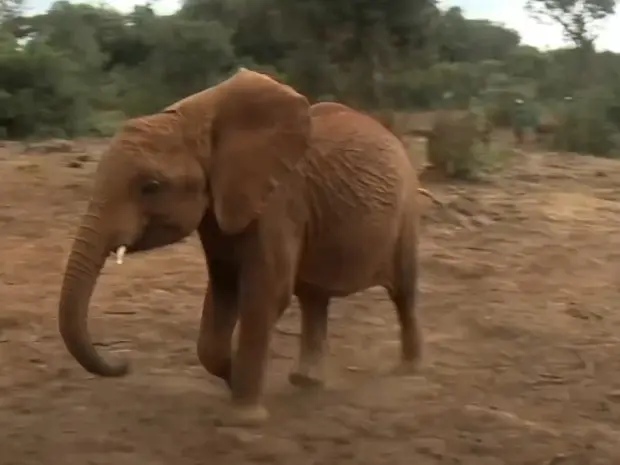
[1,143,620,464]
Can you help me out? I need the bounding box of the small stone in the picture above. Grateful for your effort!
[606,390,620,401]
[66,160,83,168]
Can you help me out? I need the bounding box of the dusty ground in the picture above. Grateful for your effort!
[2,136,620,465]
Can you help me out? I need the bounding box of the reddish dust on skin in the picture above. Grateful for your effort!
[2,134,620,464]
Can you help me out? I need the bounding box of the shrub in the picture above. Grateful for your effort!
[551,89,619,157]
[88,110,126,136]
[426,109,492,179]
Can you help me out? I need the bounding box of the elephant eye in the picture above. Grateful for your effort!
[141,179,161,195]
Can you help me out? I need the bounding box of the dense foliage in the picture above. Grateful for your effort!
[1,0,619,156]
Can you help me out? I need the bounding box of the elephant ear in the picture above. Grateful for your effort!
[209,69,311,234]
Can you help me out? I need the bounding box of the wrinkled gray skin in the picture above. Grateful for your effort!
[58,69,422,426]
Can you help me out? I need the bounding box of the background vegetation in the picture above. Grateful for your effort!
[1,0,619,158]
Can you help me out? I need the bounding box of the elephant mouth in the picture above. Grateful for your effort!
[110,220,187,258]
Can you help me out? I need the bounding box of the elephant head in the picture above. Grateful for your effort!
[58,68,311,376]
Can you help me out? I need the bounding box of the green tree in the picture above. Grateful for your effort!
[436,7,520,62]
[525,0,617,48]
[0,0,23,22]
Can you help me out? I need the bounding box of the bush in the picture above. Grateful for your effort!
[88,110,126,136]
[426,109,492,179]
[551,89,620,157]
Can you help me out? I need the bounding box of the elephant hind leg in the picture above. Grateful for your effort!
[389,281,422,372]
[289,286,330,388]
[388,222,422,373]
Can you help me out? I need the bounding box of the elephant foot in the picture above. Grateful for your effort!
[215,404,269,427]
[390,359,422,377]
[288,371,325,389]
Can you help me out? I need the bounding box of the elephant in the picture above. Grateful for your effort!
[58,68,423,426]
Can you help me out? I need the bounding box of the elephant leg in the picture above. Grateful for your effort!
[389,284,422,375]
[217,242,297,427]
[389,226,422,375]
[196,259,239,388]
[219,288,285,426]
[289,290,329,388]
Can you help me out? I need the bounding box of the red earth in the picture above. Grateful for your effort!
[1,136,620,464]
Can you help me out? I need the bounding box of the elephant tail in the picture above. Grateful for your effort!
[417,187,472,230]
[417,187,443,207]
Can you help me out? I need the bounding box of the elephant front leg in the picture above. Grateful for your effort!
[217,264,296,426]
[197,261,239,387]
[219,299,276,427]
[289,291,329,388]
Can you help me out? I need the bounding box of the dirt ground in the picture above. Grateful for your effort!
[2,135,620,465]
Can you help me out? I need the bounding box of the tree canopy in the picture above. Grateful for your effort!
[0,0,619,148]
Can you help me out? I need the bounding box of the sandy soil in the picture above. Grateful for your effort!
[1,137,620,465]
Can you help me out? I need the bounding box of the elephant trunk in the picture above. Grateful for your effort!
[58,209,129,377]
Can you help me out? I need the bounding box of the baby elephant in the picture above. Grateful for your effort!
[57,69,423,426]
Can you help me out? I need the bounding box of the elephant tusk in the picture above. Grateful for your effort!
[115,245,127,264]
